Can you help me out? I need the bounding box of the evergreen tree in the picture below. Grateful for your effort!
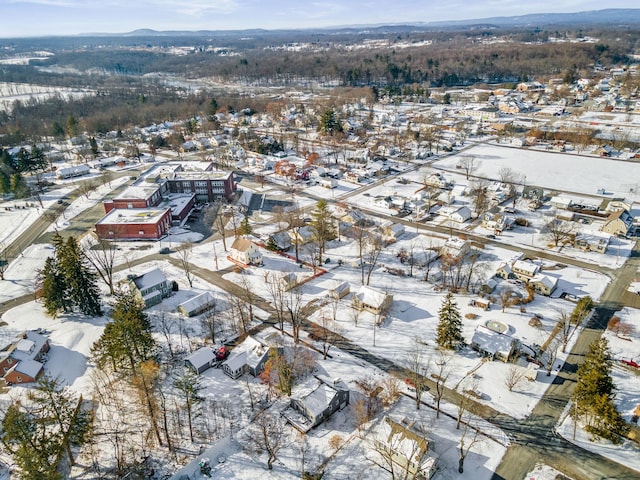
[208,97,219,116]
[39,257,69,317]
[238,215,252,235]
[318,108,343,136]
[58,236,102,316]
[436,293,464,350]
[266,235,279,251]
[573,337,628,442]
[1,376,91,479]
[65,115,79,138]
[310,199,335,263]
[10,173,29,198]
[89,136,99,157]
[91,288,156,373]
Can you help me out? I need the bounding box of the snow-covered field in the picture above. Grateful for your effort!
[433,142,640,201]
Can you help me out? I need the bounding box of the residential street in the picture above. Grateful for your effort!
[2,166,639,480]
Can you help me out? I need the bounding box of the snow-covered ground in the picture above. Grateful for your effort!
[433,142,640,202]
[555,306,640,472]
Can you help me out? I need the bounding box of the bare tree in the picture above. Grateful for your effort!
[364,234,384,286]
[286,285,306,343]
[458,419,481,473]
[84,238,118,295]
[456,380,477,429]
[77,180,97,199]
[544,219,575,248]
[405,342,430,410]
[543,338,561,376]
[177,243,195,288]
[504,364,525,392]
[212,203,228,251]
[155,310,177,358]
[200,300,219,344]
[264,272,287,331]
[349,304,362,327]
[244,409,289,470]
[498,288,517,313]
[460,155,478,180]
[312,312,335,359]
[431,351,451,418]
[469,179,490,218]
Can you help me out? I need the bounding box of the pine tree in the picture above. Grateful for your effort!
[1,376,90,479]
[91,288,156,373]
[39,257,69,317]
[58,237,102,316]
[266,235,279,251]
[573,337,628,442]
[310,199,335,263]
[238,215,252,235]
[436,293,464,350]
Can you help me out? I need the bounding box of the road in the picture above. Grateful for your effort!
[3,158,639,479]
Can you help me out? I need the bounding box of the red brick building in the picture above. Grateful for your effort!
[167,171,236,202]
[95,207,172,240]
[103,183,168,212]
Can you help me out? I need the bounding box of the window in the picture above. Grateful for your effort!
[139,230,144,235]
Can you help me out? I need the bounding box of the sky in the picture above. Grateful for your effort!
[1,0,640,38]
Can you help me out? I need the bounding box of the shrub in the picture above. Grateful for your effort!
[465,313,478,320]
[607,316,620,331]
[529,317,543,328]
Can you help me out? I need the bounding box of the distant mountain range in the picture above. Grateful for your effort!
[82,8,640,37]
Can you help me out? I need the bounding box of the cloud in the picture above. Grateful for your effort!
[7,0,241,14]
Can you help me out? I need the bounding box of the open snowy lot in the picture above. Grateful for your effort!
[433,142,640,201]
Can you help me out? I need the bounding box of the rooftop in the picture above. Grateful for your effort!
[96,207,171,225]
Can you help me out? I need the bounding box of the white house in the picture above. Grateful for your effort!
[449,206,472,223]
[374,416,438,479]
[424,172,449,188]
[470,325,515,362]
[222,336,277,380]
[352,285,393,316]
[229,237,263,265]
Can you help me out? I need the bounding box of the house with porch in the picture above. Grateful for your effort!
[128,268,170,308]
[229,237,263,265]
[374,416,438,479]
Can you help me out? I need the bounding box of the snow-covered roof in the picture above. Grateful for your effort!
[471,325,514,357]
[10,331,48,362]
[355,285,390,309]
[178,292,215,314]
[132,268,167,290]
[185,347,215,370]
[13,359,43,379]
[512,260,539,276]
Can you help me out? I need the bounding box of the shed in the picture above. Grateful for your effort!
[185,347,216,374]
[177,292,216,317]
